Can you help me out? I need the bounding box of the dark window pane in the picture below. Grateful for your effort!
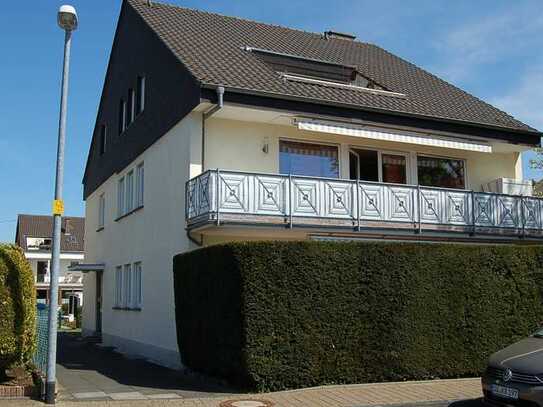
[417,156,465,189]
[279,140,339,178]
[352,149,379,181]
[128,89,135,124]
[119,100,126,135]
[99,125,107,155]
[349,151,359,180]
[136,76,145,114]
[382,154,407,184]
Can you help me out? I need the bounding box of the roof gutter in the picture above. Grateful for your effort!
[200,83,542,145]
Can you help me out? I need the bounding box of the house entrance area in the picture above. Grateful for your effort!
[55,332,234,401]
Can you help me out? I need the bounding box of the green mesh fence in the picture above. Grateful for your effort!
[33,306,49,374]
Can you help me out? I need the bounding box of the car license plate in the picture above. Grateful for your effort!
[491,384,519,400]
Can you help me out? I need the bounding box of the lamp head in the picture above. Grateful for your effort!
[58,5,78,31]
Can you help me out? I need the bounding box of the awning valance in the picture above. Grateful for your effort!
[68,263,105,273]
[296,119,492,153]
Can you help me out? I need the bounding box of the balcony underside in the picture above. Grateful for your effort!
[186,170,543,243]
[188,212,543,243]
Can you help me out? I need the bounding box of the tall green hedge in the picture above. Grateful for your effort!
[0,244,36,374]
[173,241,543,391]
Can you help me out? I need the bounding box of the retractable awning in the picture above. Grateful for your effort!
[68,263,105,273]
[296,119,492,153]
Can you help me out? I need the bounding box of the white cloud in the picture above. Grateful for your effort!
[431,6,543,83]
[491,68,543,131]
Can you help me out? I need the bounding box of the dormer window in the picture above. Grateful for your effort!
[244,46,404,98]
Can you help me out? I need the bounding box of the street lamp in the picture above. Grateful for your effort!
[46,5,77,405]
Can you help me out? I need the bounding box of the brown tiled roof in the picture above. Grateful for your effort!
[15,215,85,253]
[128,0,538,134]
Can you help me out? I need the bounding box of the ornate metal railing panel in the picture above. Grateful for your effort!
[186,170,542,237]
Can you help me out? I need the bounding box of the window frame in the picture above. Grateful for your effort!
[136,76,145,115]
[136,163,144,208]
[415,153,468,190]
[124,263,132,308]
[115,266,123,307]
[119,99,127,135]
[126,170,134,213]
[349,146,412,184]
[133,262,142,309]
[99,125,107,155]
[278,138,341,179]
[117,177,125,218]
[98,193,105,230]
[128,88,136,125]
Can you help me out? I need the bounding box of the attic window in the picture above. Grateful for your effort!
[246,46,358,84]
[244,46,403,98]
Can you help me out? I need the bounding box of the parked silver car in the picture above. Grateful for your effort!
[482,328,543,407]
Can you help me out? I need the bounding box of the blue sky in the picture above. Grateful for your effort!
[1,0,542,242]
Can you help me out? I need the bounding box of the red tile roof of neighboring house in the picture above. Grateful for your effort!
[15,214,85,253]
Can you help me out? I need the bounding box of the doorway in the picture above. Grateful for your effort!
[95,272,103,335]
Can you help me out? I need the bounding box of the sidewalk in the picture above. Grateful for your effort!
[7,377,483,406]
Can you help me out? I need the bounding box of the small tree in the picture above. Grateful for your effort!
[0,245,36,379]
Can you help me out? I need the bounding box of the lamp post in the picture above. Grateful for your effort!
[46,5,77,404]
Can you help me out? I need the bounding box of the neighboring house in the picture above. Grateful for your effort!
[15,214,85,315]
[80,0,542,368]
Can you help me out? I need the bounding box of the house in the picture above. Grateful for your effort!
[80,0,542,369]
[15,214,85,315]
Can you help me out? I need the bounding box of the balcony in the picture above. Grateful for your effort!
[186,170,543,240]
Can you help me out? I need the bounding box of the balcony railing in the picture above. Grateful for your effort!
[186,169,543,239]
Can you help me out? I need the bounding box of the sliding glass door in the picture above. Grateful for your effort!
[350,148,410,184]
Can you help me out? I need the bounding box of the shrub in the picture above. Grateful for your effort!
[0,244,36,376]
[174,241,543,391]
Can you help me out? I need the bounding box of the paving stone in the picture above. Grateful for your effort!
[109,391,148,400]
[72,391,108,399]
[146,393,183,399]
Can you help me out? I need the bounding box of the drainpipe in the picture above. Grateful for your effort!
[201,85,225,170]
[188,86,224,248]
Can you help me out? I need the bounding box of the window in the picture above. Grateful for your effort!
[417,156,465,189]
[382,154,407,184]
[99,125,107,155]
[115,266,123,307]
[349,148,409,185]
[136,76,145,114]
[279,140,339,178]
[37,261,48,283]
[126,170,134,213]
[133,262,142,309]
[117,177,125,218]
[128,88,135,124]
[98,193,105,229]
[119,99,127,135]
[136,163,144,208]
[124,264,132,308]
[26,237,52,251]
[349,149,379,182]
[115,263,142,310]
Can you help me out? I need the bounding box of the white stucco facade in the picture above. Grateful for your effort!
[83,107,530,368]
